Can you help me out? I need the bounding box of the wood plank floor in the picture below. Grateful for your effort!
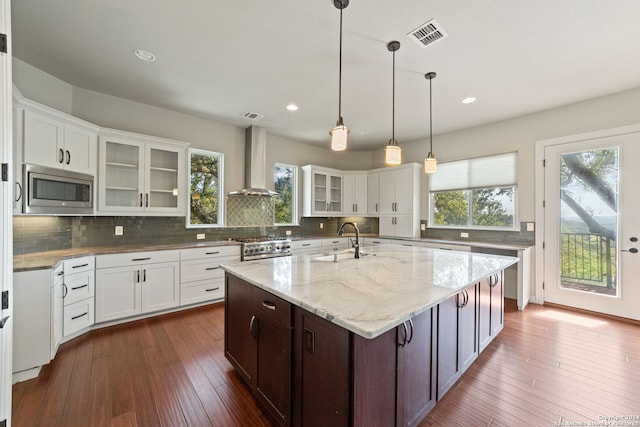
[12,300,640,426]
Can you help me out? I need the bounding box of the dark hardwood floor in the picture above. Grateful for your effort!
[12,300,640,426]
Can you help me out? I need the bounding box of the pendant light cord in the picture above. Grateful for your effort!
[391,49,395,143]
[429,76,432,153]
[338,6,343,120]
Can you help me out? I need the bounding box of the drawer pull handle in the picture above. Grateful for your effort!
[71,263,89,269]
[71,284,88,291]
[250,315,257,338]
[262,301,277,311]
[56,270,64,276]
[205,267,220,271]
[62,284,68,298]
[132,257,151,262]
[71,312,88,320]
[205,287,220,292]
[205,251,220,255]
[302,243,311,247]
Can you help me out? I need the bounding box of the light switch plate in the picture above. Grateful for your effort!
[285,230,292,236]
[320,223,324,229]
[197,233,205,240]
[420,224,426,231]
[526,222,535,232]
[115,226,123,236]
[460,232,469,238]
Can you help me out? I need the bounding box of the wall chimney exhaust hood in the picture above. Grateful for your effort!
[228,125,278,197]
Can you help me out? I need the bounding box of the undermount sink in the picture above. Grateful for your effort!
[313,250,370,262]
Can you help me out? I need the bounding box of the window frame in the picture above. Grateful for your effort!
[273,162,299,226]
[186,148,225,228]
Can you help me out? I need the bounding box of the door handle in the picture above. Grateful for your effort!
[66,150,71,165]
[262,301,277,310]
[15,182,22,202]
[399,321,408,347]
[59,148,64,164]
[630,237,638,242]
[249,315,257,338]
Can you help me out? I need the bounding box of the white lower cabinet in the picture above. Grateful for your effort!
[61,256,96,338]
[50,264,64,359]
[290,239,322,254]
[179,245,240,306]
[95,250,179,323]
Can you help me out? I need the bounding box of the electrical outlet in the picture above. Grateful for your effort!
[320,223,324,229]
[285,230,292,236]
[115,226,123,236]
[197,233,205,240]
[460,232,469,238]
[526,222,535,232]
[420,223,426,231]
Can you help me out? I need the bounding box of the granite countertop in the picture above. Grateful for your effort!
[13,241,241,272]
[221,244,518,339]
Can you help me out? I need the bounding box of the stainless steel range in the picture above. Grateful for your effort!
[234,237,292,261]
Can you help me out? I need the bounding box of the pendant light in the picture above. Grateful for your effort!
[424,72,437,174]
[384,41,402,165]
[330,0,349,151]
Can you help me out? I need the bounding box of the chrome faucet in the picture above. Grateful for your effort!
[338,222,360,259]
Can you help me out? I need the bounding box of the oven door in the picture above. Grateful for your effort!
[25,164,94,214]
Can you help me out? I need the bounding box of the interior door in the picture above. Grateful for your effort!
[543,133,640,320]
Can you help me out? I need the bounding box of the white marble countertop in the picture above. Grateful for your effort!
[221,244,518,339]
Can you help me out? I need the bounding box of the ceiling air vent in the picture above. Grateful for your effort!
[408,19,447,48]
[243,111,264,121]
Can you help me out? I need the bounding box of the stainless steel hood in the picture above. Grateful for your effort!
[228,125,277,197]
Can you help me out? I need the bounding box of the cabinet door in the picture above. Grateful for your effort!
[327,174,342,213]
[378,215,395,237]
[51,269,64,359]
[145,144,181,212]
[225,274,258,387]
[140,262,180,313]
[342,174,356,215]
[458,286,478,373]
[95,265,141,322]
[367,172,379,215]
[436,294,459,399]
[99,137,145,212]
[490,273,504,336]
[63,124,97,175]
[393,215,415,238]
[478,278,492,352]
[397,309,436,427]
[23,110,64,170]
[255,310,292,426]
[393,167,414,214]
[378,169,396,214]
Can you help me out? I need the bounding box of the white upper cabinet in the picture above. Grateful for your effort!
[367,171,380,215]
[22,108,98,175]
[302,165,343,216]
[98,130,187,215]
[343,172,367,216]
[376,163,421,238]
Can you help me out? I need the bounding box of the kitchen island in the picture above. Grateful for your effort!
[221,245,518,427]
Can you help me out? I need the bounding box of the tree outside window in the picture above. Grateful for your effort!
[274,163,298,225]
[188,149,224,227]
[432,186,515,228]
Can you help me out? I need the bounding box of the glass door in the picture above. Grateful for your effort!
[101,140,143,210]
[543,133,640,320]
[146,145,179,209]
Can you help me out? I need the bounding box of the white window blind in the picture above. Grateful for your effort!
[429,152,517,192]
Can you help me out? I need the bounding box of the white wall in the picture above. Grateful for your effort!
[399,87,640,222]
[13,59,73,114]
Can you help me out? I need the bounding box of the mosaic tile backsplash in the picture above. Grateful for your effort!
[226,195,274,227]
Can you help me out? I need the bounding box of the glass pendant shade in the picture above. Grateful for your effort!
[424,153,437,173]
[330,119,349,151]
[385,142,402,165]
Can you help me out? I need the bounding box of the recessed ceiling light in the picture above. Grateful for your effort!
[286,104,298,111]
[134,49,156,62]
[462,97,477,104]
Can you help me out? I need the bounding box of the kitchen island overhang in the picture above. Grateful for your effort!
[221,244,518,339]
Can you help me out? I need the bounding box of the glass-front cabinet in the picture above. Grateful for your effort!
[302,165,342,216]
[98,131,187,215]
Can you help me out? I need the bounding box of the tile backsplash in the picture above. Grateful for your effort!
[226,195,274,227]
[13,215,379,255]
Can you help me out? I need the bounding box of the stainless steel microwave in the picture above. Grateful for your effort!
[24,164,94,214]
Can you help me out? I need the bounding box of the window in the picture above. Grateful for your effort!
[187,148,224,227]
[429,152,517,229]
[274,163,298,225]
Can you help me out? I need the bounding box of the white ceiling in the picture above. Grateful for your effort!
[11,1,640,151]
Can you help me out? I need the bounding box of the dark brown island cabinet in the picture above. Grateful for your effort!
[224,271,504,427]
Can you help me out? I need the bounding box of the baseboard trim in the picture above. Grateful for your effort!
[542,301,640,326]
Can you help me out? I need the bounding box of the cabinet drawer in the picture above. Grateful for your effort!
[181,256,235,283]
[181,278,225,305]
[180,245,240,260]
[253,287,291,327]
[63,270,95,306]
[321,238,349,251]
[96,250,179,269]
[64,298,95,337]
[290,240,321,251]
[363,238,393,246]
[63,256,95,275]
